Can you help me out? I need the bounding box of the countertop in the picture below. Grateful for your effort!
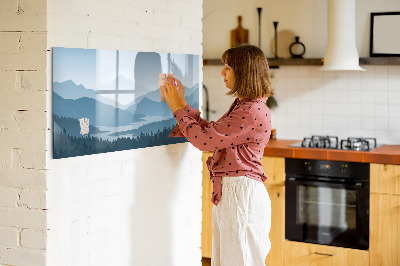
[263,139,400,165]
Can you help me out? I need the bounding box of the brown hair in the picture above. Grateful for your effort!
[221,44,273,99]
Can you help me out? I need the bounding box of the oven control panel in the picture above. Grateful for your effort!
[286,158,369,180]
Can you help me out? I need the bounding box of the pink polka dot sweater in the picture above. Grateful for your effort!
[169,97,272,206]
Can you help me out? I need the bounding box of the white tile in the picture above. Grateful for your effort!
[311,88,323,102]
[322,70,335,78]
[336,90,349,103]
[348,103,362,116]
[311,114,324,129]
[311,127,324,136]
[286,77,299,89]
[298,67,311,78]
[374,90,388,104]
[287,113,300,127]
[348,116,362,129]
[297,102,312,115]
[388,91,400,104]
[374,130,389,144]
[285,66,298,77]
[273,76,287,90]
[388,131,400,144]
[310,68,324,78]
[273,67,287,78]
[348,77,362,91]
[336,128,349,140]
[323,103,336,115]
[374,65,388,78]
[298,77,311,89]
[388,75,400,91]
[361,75,374,91]
[389,104,400,117]
[362,116,375,130]
[310,77,324,90]
[362,90,374,104]
[323,115,336,129]
[362,128,375,138]
[374,77,388,91]
[336,103,349,116]
[311,102,324,113]
[374,117,389,130]
[335,72,349,90]
[348,90,362,103]
[323,87,336,103]
[388,65,400,76]
[336,115,348,128]
[388,117,400,131]
[323,127,337,136]
[361,104,374,116]
[375,104,389,117]
[349,128,362,137]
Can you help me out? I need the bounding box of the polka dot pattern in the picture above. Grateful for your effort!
[169,97,272,206]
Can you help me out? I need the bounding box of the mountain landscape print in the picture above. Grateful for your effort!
[52,47,200,159]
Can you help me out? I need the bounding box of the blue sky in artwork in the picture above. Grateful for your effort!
[53,47,199,105]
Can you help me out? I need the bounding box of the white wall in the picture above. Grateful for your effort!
[0,0,48,265]
[203,0,400,58]
[46,0,203,266]
[203,0,400,145]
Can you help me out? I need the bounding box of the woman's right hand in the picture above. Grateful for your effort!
[169,76,187,108]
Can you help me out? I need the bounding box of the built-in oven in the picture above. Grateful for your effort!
[285,158,370,250]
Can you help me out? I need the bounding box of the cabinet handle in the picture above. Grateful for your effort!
[314,252,335,257]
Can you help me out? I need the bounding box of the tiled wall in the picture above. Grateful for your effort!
[203,65,400,145]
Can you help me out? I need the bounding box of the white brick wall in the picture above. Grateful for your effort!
[46,1,203,266]
[0,0,48,265]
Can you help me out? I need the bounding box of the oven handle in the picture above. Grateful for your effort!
[286,177,364,189]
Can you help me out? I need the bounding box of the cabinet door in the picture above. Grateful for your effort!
[284,241,369,266]
[261,156,285,185]
[370,163,400,195]
[265,184,284,266]
[370,193,400,266]
[202,152,213,258]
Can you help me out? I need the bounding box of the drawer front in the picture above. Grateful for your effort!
[284,241,369,266]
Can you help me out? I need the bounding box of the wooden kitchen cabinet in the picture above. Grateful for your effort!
[370,163,400,266]
[370,163,400,195]
[202,152,213,258]
[284,241,369,266]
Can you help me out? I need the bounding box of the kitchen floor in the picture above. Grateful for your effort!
[202,257,211,266]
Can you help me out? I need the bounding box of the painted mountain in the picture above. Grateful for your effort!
[52,47,200,159]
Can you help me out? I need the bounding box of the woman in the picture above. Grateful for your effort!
[161,44,273,266]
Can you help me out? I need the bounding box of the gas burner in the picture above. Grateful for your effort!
[301,135,339,149]
[340,137,377,151]
[290,136,380,151]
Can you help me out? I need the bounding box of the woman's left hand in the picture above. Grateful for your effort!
[160,77,184,113]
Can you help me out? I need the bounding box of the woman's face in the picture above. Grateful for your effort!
[220,64,235,89]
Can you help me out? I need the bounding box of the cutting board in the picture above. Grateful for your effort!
[231,16,249,48]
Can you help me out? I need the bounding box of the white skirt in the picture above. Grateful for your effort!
[212,176,271,266]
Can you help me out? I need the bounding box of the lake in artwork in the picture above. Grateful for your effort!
[52,47,200,159]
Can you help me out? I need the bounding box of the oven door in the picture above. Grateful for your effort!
[285,177,369,250]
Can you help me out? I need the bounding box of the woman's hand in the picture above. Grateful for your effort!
[173,77,187,108]
[161,77,184,113]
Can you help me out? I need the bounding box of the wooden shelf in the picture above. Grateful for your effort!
[359,57,400,65]
[203,58,323,67]
[203,57,400,67]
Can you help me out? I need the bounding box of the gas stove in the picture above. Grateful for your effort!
[289,135,381,151]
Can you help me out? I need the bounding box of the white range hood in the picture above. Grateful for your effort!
[320,0,365,71]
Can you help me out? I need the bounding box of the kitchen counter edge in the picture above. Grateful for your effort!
[263,139,400,165]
